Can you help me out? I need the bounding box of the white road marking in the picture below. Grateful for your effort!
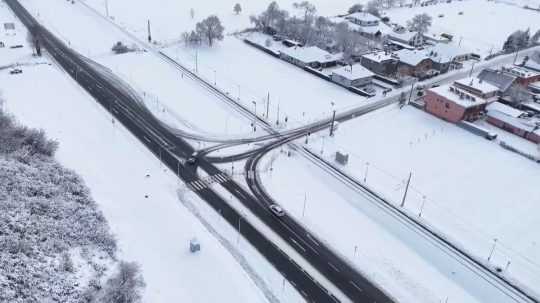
[328,262,341,273]
[349,281,363,292]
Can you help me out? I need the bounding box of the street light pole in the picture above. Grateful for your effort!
[488,238,498,262]
[330,110,336,137]
[400,172,412,208]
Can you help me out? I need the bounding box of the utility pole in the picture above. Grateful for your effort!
[408,79,416,104]
[276,103,280,125]
[330,110,336,137]
[302,193,307,217]
[400,172,412,208]
[469,61,476,77]
[147,20,152,43]
[266,92,270,118]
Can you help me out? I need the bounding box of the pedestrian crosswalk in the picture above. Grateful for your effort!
[187,173,231,192]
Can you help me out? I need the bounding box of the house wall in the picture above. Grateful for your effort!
[424,90,466,123]
[361,58,397,75]
[331,74,352,87]
[516,74,540,87]
[487,116,540,144]
[330,74,372,88]
[279,53,307,68]
[397,59,432,77]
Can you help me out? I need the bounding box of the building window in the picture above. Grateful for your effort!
[445,103,450,109]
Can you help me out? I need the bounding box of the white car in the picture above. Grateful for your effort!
[269,204,286,217]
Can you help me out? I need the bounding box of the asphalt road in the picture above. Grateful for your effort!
[5,1,396,302]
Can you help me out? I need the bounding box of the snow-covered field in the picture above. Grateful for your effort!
[312,105,540,296]
[384,0,540,56]
[0,17,276,301]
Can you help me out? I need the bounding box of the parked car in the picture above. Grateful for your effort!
[269,204,286,217]
[10,68,22,75]
[187,151,198,165]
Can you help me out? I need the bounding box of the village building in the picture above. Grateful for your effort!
[453,77,499,99]
[424,78,499,123]
[360,51,398,75]
[279,46,341,69]
[477,68,518,96]
[528,81,540,94]
[501,65,540,87]
[523,59,540,73]
[330,64,374,88]
[395,49,434,78]
[388,31,425,49]
[486,102,540,144]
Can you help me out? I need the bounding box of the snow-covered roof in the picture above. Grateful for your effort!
[395,49,430,66]
[477,68,517,93]
[280,46,341,64]
[504,65,540,79]
[430,84,495,108]
[486,102,525,118]
[361,51,396,63]
[523,60,540,72]
[487,110,540,134]
[454,77,499,95]
[425,43,473,62]
[346,12,380,23]
[388,31,419,43]
[332,64,374,80]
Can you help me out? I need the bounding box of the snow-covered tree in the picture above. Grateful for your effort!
[530,29,540,45]
[407,13,432,34]
[196,15,225,46]
[348,3,364,14]
[234,3,242,15]
[366,0,382,17]
[503,29,530,52]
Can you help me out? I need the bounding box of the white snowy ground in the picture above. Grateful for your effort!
[80,0,378,126]
[307,105,540,297]
[384,0,540,56]
[0,25,275,303]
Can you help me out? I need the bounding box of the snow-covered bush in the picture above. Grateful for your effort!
[0,108,144,303]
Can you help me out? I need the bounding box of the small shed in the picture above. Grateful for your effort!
[335,151,349,166]
[189,238,201,253]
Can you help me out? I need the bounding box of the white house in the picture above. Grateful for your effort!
[345,12,380,27]
[331,64,374,87]
[279,46,341,68]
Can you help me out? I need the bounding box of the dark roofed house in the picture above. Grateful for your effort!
[477,68,518,95]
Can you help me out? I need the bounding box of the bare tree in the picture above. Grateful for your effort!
[196,15,225,46]
[234,3,242,15]
[293,1,317,22]
[407,13,432,34]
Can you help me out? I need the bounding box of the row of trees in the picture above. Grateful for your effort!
[503,28,540,53]
[182,15,225,47]
[250,1,375,62]
[0,103,145,303]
